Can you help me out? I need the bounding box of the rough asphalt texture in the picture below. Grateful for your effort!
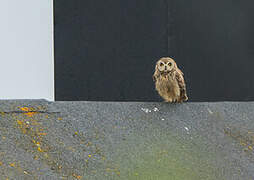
[0,100,254,179]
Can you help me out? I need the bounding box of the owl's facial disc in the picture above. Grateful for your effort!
[158,61,166,72]
[166,61,174,71]
[157,60,174,73]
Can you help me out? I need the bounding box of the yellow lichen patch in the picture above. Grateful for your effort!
[31,140,45,152]
[37,147,43,152]
[17,120,23,125]
[17,120,30,134]
[0,161,3,166]
[9,163,15,167]
[32,140,40,146]
[19,107,38,112]
[16,119,31,134]
[24,112,38,117]
[58,117,63,121]
[15,113,51,154]
[76,176,82,179]
[11,108,101,178]
[37,132,47,136]
[19,107,38,117]
[72,173,82,179]
[20,107,30,112]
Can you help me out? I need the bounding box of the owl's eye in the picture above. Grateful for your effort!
[160,62,164,66]
[168,62,172,66]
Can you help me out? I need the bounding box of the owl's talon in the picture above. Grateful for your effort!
[183,95,188,101]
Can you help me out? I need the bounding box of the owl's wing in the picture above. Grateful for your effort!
[175,69,188,101]
[152,69,159,82]
[152,74,156,82]
[175,69,185,89]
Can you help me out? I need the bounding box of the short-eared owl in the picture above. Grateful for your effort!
[153,57,188,103]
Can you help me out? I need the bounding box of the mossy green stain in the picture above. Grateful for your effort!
[112,132,225,180]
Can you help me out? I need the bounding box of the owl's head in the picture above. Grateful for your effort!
[156,57,176,73]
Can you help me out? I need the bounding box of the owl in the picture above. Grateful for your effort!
[152,57,188,103]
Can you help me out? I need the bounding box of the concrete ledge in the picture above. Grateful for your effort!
[0,100,254,179]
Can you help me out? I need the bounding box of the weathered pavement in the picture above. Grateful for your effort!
[0,100,254,180]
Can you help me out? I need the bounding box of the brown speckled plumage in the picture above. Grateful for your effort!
[153,57,188,103]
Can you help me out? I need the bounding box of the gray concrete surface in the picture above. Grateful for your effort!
[0,100,254,179]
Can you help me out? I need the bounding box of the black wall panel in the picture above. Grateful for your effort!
[54,0,254,101]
